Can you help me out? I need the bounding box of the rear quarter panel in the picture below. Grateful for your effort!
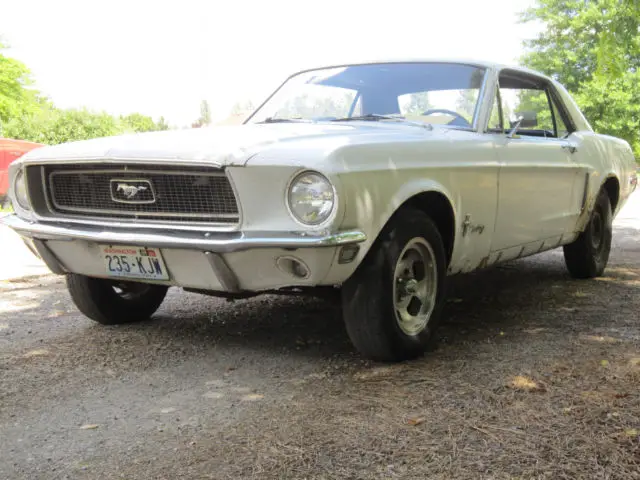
[571,131,636,232]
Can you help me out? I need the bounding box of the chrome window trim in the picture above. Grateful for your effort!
[471,69,490,132]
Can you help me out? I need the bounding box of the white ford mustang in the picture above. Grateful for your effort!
[3,60,637,361]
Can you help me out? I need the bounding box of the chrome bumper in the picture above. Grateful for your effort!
[0,214,366,252]
[1,215,367,293]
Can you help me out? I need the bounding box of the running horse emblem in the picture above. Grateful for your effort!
[116,183,148,199]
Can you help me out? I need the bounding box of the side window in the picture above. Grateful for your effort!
[500,87,555,136]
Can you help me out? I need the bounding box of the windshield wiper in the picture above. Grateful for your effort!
[258,117,311,124]
[331,114,433,130]
[331,114,401,122]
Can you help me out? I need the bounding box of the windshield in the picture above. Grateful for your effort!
[247,62,487,129]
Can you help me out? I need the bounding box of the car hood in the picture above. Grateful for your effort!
[18,122,446,166]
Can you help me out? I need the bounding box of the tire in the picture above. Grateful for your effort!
[66,274,168,325]
[563,188,613,279]
[341,208,448,362]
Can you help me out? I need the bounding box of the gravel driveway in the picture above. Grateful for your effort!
[1,193,639,479]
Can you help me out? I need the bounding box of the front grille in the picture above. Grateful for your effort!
[40,164,239,224]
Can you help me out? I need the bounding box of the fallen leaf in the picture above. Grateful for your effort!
[559,307,577,312]
[499,331,505,336]
[574,291,587,298]
[242,393,264,401]
[615,393,630,399]
[160,407,176,414]
[600,359,610,367]
[629,358,640,366]
[407,417,426,426]
[510,375,546,392]
[562,407,573,414]
[80,424,99,430]
[624,429,638,437]
[23,349,49,358]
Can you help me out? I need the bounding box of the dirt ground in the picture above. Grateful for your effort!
[1,193,639,480]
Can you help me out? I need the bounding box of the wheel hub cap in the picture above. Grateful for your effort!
[591,210,604,251]
[392,237,438,336]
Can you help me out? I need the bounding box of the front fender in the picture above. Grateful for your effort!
[333,172,457,276]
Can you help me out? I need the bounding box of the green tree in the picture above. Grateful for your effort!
[455,90,479,121]
[191,100,212,128]
[5,107,120,144]
[403,92,432,115]
[120,113,168,133]
[0,42,40,132]
[5,107,170,144]
[520,0,640,157]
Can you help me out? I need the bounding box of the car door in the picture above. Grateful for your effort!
[488,71,584,253]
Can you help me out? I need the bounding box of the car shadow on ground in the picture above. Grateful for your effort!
[141,245,639,362]
[2,234,639,368]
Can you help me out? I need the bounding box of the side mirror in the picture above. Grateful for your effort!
[514,110,538,128]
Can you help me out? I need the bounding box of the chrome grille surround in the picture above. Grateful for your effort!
[32,162,241,229]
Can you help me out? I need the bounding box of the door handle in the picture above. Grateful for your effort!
[562,144,578,154]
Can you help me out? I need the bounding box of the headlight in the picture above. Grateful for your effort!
[287,171,335,225]
[13,169,31,210]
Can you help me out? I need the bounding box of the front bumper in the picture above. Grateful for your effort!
[1,214,366,292]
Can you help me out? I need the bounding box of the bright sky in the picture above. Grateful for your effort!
[0,0,540,127]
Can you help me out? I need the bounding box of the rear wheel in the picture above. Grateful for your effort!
[66,274,168,325]
[563,189,613,279]
[341,208,447,362]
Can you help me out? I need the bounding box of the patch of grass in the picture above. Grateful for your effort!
[0,201,13,213]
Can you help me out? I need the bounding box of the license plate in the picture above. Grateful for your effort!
[100,245,169,281]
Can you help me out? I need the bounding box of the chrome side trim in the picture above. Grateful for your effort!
[204,252,240,292]
[1,214,367,253]
[580,172,589,213]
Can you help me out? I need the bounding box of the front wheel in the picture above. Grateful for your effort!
[563,189,613,279]
[66,274,168,325]
[341,208,447,362]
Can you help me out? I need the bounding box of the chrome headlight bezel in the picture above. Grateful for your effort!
[286,170,337,227]
[13,168,31,211]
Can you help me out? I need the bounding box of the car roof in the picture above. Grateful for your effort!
[290,58,551,81]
